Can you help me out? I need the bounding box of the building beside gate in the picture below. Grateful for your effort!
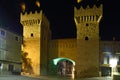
[0,26,22,75]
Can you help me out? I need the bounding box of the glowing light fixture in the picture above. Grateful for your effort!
[36,0,40,7]
[110,57,117,67]
[21,2,26,12]
[53,57,75,66]
[77,0,82,3]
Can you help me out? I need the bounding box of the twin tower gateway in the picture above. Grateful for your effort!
[20,4,103,78]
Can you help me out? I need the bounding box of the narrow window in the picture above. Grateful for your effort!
[85,36,89,40]
[1,30,5,36]
[86,23,89,26]
[29,20,32,25]
[38,19,40,24]
[96,15,99,21]
[75,16,80,23]
[104,56,109,64]
[31,33,34,37]
[87,16,89,21]
[81,16,83,22]
[84,16,86,21]
[93,16,94,21]
[8,64,14,71]
[90,16,92,21]
[15,36,18,41]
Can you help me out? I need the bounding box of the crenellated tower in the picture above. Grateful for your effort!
[74,4,103,77]
[20,9,51,76]
[74,4,103,40]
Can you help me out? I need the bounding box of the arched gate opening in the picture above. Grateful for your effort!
[50,58,75,78]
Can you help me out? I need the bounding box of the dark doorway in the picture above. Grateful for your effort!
[57,60,75,77]
[8,64,14,72]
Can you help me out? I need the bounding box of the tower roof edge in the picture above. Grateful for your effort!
[20,10,43,16]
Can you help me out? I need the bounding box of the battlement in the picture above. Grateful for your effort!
[75,4,102,10]
[20,10,42,16]
[74,4,103,15]
[74,4,103,24]
[20,10,43,26]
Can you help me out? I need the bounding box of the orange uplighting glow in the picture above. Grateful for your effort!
[21,2,26,12]
[77,0,82,3]
[36,0,40,7]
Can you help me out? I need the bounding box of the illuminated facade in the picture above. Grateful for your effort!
[20,10,51,76]
[73,4,102,77]
[20,3,120,78]
[0,27,22,75]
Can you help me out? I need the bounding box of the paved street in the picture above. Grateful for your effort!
[0,75,112,80]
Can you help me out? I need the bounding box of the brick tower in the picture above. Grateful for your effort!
[20,10,51,76]
[74,4,103,77]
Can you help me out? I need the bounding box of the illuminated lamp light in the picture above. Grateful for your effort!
[36,0,40,7]
[53,57,75,66]
[0,63,3,70]
[77,0,82,3]
[110,57,117,68]
[21,2,26,12]
[103,52,111,54]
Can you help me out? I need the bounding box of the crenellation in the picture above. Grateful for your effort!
[80,6,84,9]
[97,4,103,9]
[75,4,102,9]
[86,5,90,9]
[75,4,103,14]
[20,10,42,26]
[20,10,42,17]
[74,3,103,24]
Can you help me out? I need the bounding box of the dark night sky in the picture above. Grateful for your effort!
[0,0,22,35]
[41,0,120,40]
[0,0,120,40]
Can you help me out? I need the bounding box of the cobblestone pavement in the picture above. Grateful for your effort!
[0,75,112,80]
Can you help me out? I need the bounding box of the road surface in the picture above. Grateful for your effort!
[0,75,112,80]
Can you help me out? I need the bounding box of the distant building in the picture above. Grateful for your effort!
[0,26,22,75]
[20,2,120,78]
[100,40,120,76]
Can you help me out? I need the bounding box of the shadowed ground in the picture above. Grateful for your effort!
[0,75,112,80]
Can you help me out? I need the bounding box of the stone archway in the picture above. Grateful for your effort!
[52,58,75,78]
